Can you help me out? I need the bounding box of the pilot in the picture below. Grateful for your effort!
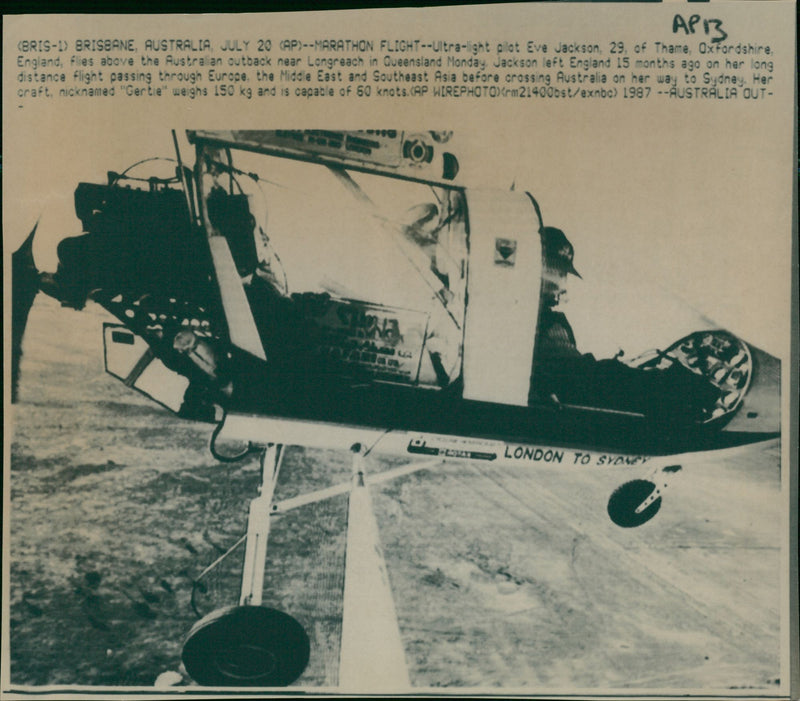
[530,227,720,424]
[533,227,583,362]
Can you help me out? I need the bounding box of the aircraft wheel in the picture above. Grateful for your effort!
[607,479,661,528]
[182,605,309,687]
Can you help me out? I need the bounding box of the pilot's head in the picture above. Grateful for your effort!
[541,227,581,307]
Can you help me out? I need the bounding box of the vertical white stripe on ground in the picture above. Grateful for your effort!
[339,475,410,692]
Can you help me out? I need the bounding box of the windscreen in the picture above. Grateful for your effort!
[197,145,468,387]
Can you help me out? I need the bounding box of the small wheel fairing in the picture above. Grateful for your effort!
[607,479,662,528]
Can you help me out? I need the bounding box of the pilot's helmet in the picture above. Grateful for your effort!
[541,226,581,279]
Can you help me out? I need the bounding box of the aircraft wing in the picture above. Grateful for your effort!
[187,130,460,186]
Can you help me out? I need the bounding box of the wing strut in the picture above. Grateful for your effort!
[195,143,267,361]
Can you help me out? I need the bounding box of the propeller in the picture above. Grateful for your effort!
[11,224,42,403]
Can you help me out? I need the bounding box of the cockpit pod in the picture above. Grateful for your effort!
[181,130,547,411]
[188,130,549,413]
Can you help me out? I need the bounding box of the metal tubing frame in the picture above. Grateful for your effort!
[634,463,682,514]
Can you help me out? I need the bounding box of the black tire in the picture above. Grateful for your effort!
[607,479,661,528]
[182,605,310,687]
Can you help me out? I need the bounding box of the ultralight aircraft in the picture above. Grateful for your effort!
[11,130,781,687]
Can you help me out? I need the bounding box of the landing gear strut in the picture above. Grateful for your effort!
[182,444,310,687]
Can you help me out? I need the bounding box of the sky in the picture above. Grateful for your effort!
[5,120,792,362]
[4,7,795,361]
